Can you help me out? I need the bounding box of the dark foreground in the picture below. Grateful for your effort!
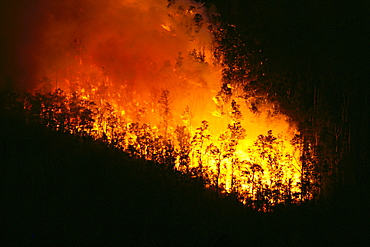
[1,116,367,246]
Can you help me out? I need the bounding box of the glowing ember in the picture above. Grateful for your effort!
[161,24,172,32]
[19,0,305,209]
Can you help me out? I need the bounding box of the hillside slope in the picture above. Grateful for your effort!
[1,115,367,246]
[0,116,253,246]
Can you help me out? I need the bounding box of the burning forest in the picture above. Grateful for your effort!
[2,0,369,245]
[0,0,322,211]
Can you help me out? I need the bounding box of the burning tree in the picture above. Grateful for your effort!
[0,0,322,211]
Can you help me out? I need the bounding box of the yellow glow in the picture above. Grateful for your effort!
[28,0,304,209]
[161,24,172,32]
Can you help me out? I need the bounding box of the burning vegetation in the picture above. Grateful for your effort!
[1,0,322,211]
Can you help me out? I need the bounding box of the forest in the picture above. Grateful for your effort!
[0,94,366,245]
[1,0,369,245]
[206,0,370,204]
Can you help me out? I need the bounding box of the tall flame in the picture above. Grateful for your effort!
[14,0,304,209]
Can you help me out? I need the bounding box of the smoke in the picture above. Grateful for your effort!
[1,0,215,91]
[0,1,43,88]
[1,1,302,195]
[1,0,297,142]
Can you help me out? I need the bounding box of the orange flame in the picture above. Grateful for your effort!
[21,0,303,208]
[161,24,172,32]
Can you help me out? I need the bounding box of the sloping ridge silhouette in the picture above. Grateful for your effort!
[1,113,366,246]
[1,114,252,246]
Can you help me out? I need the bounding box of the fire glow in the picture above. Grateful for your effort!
[18,0,305,209]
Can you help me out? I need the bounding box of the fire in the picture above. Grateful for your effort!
[17,0,305,210]
[161,24,172,32]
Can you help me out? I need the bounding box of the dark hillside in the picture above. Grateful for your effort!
[0,114,254,246]
[1,112,367,246]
